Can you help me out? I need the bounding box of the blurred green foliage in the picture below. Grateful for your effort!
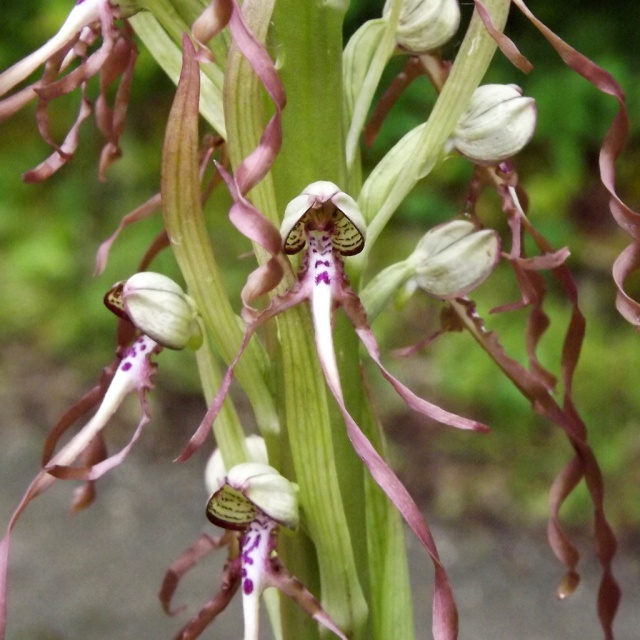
[1,0,639,526]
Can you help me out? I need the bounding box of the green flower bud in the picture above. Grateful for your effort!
[206,462,299,532]
[407,220,500,298]
[361,220,500,319]
[121,272,203,350]
[384,0,461,53]
[449,84,537,164]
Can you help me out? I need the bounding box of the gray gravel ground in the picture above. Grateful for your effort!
[1,347,638,640]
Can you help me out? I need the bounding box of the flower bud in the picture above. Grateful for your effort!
[407,220,500,298]
[384,0,461,53]
[111,272,203,350]
[204,435,269,495]
[449,84,536,164]
[281,181,367,256]
[206,462,298,532]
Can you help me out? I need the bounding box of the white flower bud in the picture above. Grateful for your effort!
[281,181,367,257]
[206,462,298,532]
[204,435,269,495]
[120,272,203,350]
[384,0,461,54]
[407,220,500,298]
[449,84,537,164]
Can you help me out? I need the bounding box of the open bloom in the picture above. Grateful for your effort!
[0,331,161,639]
[179,181,487,462]
[0,0,139,181]
[161,461,346,640]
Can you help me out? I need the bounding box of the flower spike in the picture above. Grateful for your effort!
[178,181,489,640]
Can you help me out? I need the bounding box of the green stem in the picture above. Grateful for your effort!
[161,37,280,442]
[194,336,248,468]
[224,1,369,636]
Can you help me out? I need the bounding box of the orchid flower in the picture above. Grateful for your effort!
[179,180,489,461]
[0,269,206,638]
[0,0,140,181]
[162,461,347,640]
[0,332,161,640]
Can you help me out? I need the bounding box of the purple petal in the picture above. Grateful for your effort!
[342,291,490,432]
[172,557,242,640]
[472,0,533,73]
[159,533,228,615]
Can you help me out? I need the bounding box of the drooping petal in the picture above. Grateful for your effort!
[266,556,348,640]
[0,0,102,97]
[342,290,490,432]
[311,299,459,640]
[172,557,243,640]
[94,193,163,275]
[23,88,93,182]
[301,235,460,639]
[159,532,231,616]
[612,243,640,325]
[176,286,306,462]
[45,335,162,480]
[471,0,533,73]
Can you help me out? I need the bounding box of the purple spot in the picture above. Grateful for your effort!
[243,578,254,595]
[315,260,330,268]
[122,362,132,372]
[139,343,147,352]
[315,272,331,285]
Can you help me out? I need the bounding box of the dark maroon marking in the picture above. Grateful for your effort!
[321,235,330,242]
[315,272,331,285]
[122,361,133,372]
[315,260,330,268]
[243,578,254,595]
